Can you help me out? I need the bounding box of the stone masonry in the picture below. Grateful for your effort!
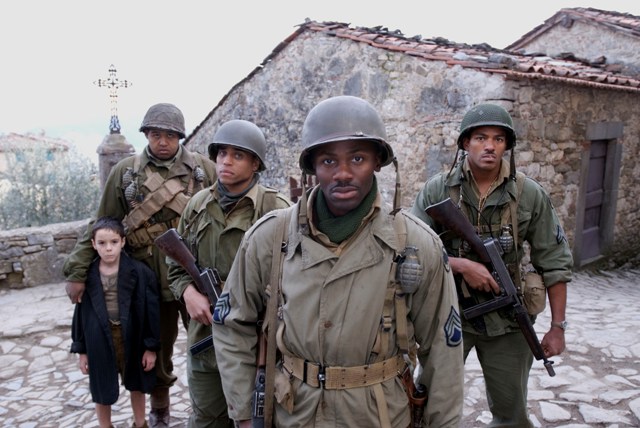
[185,22,640,267]
[0,220,88,290]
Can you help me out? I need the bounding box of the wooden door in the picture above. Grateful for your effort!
[581,140,607,260]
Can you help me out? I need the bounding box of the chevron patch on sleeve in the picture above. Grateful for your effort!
[212,293,230,325]
[444,306,462,347]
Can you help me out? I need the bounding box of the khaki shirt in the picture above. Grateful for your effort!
[212,187,464,427]
[410,159,573,336]
[63,146,217,301]
[167,182,291,348]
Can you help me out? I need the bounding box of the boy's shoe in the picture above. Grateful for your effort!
[132,421,149,428]
[149,407,169,427]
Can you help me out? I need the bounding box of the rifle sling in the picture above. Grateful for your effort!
[264,209,290,426]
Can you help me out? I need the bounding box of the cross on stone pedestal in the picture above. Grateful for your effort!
[94,64,132,134]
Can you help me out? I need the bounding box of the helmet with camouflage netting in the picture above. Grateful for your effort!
[139,103,186,139]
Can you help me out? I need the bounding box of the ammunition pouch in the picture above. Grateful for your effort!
[123,176,187,231]
[127,218,179,249]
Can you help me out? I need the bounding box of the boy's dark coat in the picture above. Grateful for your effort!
[71,252,160,404]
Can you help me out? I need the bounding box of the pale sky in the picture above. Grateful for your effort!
[2,0,639,163]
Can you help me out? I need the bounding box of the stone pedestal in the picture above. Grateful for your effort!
[97,133,136,191]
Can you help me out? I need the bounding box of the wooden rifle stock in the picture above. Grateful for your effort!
[425,199,556,376]
[155,228,223,356]
[154,228,221,309]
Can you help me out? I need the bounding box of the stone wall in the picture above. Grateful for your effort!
[186,29,640,267]
[0,220,88,290]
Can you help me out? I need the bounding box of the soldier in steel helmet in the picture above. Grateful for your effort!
[212,96,463,427]
[64,103,217,428]
[411,103,573,427]
[167,119,291,427]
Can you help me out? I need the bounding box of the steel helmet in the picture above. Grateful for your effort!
[208,119,267,172]
[139,103,186,139]
[457,103,516,150]
[299,95,394,174]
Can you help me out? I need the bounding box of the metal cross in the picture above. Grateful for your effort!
[94,64,132,134]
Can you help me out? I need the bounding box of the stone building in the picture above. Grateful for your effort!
[184,17,640,269]
[507,7,640,77]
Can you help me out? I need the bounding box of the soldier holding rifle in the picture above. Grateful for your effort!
[167,120,290,428]
[411,103,573,427]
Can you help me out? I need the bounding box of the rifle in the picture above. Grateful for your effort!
[251,320,267,427]
[425,198,555,376]
[154,228,223,355]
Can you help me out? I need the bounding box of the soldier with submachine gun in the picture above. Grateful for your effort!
[411,104,573,427]
[163,120,290,428]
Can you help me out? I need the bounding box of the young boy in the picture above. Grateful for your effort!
[70,216,160,428]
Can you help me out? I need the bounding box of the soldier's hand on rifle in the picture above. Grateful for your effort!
[65,281,86,304]
[183,284,213,325]
[450,258,501,294]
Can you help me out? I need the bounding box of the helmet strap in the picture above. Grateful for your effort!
[446,149,464,181]
[298,172,310,236]
[391,157,402,214]
[509,149,516,181]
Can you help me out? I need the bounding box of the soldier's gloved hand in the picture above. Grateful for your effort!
[66,281,86,304]
[183,284,213,325]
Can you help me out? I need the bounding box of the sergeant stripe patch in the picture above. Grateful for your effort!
[444,306,462,347]
[213,293,230,325]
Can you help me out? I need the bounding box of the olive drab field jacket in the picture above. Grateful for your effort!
[410,159,573,336]
[212,187,464,427]
[63,146,216,301]
[167,182,291,350]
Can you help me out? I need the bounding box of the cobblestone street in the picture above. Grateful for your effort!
[1,268,639,427]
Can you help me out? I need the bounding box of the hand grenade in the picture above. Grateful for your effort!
[396,247,423,294]
[124,181,138,207]
[499,225,514,254]
[193,165,205,183]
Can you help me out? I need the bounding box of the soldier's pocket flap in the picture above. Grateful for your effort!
[523,271,546,316]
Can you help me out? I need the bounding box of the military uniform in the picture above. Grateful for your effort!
[167,182,290,428]
[63,145,216,410]
[411,157,573,426]
[212,186,464,427]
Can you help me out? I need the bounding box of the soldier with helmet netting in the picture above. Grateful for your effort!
[64,103,217,428]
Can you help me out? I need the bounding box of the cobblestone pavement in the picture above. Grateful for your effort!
[0,269,639,427]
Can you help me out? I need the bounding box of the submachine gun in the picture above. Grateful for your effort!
[154,228,222,356]
[425,198,555,376]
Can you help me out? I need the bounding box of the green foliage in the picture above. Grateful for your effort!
[0,146,100,229]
